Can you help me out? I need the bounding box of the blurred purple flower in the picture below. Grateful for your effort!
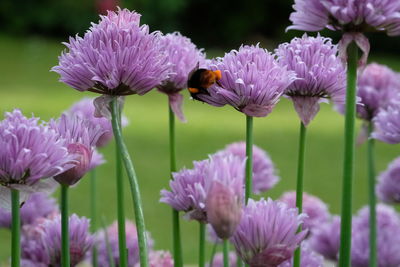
[231,198,307,267]
[199,45,296,117]
[161,154,245,225]
[0,109,74,209]
[52,8,171,96]
[96,220,154,267]
[356,63,400,121]
[157,32,206,122]
[216,141,279,194]
[21,213,93,266]
[309,216,341,261]
[275,34,346,126]
[288,0,400,65]
[279,191,330,233]
[351,204,400,267]
[278,241,324,267]
[50,113,105,185]
[135,251,173,267]
[0,192,58,229]
[66,97,128,147]
[209,251,237,267]
[372,98,400,144]
[377,156,400,203]
[206,155,245,239]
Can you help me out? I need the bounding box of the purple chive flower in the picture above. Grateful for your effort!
[199,45,296,117]
[275,34,346,126]
[278,241,324,267]
[372,98,400,144]
[157,32,206,122]
[50,113,105,186]
[0,109,74,209]
[135,251,174,267]
[279,191,330,232]
[161,154,245,225]
[377,156,400,203]
[309,216,341,261]
[66,97,128,147]
[209,252,238,267]
[216,141,279,194]
[0,192,58,229]
[206,155,245,239]
[356,63,400,121]
[52,8,170,96]
[231,198,307,267]
[287,0,400,65]
[96,220,154,267]
[21,214,93,266]
[351,204,400,267]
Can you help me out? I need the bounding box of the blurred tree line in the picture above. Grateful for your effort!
[0,0,398,53]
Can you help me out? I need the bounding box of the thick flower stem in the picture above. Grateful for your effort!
[90,169,98,267]
[338,41,358,267]
[367,122,377,267]
[293,122,307,267]
[110,97,149,267]
[169,105,183,267]
[11,189,20,267]
[223,240,229,267]
[61,185,70,267]
[199,223,206,267]
[245,115,253,203]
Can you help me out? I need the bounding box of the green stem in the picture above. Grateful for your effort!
[11,189,20,267]
[293,122,307,267]
[223,240,229,267]
[115,135,128,267]
[367,122,377,267]
[199,223,206,267]
[110,97,149,267]
[169,105,183,267]
[338,41,358,267]
[61,185,70,267]
[209,243,217,267]
[245,115,253,203]
[90,169,98,267]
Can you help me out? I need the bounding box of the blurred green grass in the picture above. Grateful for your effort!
[0,34,400,264]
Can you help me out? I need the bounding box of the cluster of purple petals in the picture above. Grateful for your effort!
[52,8,171,96]
[216,142,279,194]
[278,241,324,267]
[199,44,296,117]
[372,98,400,144]
[66,97,128,147]
[21,214,93,266]
[275,34,346,126]
[0,109,74,187]
[309,216,341,261]
[351,204,400,267]
[0,192,58,228]
[135,251,173,267]
[209,251,238,267]
[50,113,105,185]
[231,198,307,267]
[355,63,400,121]
[161,154,245,224]
[96,220,154,267]
[288,0,400,36]
[279,191,330,232]
[157,32,205,122]
[377,156,400,203]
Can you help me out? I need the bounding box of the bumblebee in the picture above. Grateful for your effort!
[187,66,222,101]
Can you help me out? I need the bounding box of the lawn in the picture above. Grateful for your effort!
[0,34,399,264]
